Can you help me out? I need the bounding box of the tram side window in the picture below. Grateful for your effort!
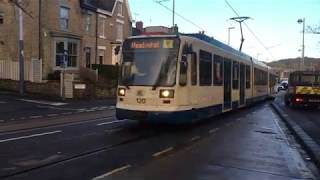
[199,50,212,86]
[254,68,268,85]
[191,52,197,86]
[214,55,223,85]
[245,65,251,88]
[232,61,239,89]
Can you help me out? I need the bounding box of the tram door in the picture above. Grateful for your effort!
[240,63,245,105]
[224,59,232,110]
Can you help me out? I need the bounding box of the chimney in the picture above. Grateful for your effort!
[136,21,144,32]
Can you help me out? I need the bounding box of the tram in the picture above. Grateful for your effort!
[116,33,277,124]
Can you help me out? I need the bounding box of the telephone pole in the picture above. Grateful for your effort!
[18,0,25,96]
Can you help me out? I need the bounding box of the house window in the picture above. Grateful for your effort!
[99,55,103,64]
[199,50,212,86]
[55,39,79,68]
[98,16,106,38]
[85,48,91,68]
[117,2,123,16]
[0,13,4,24]
[116,23,123,41]
[85,13,92,33]
[60,7,69,30]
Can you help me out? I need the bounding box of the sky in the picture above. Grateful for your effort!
[128,0,320,62]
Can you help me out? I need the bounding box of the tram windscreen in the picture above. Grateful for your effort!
[120,37,180,86]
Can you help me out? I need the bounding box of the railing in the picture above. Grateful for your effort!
[0,59,42,83]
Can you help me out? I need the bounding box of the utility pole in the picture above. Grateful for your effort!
[297,18,305,71]
[229,16,251,51]
[228,26,235,45]
[18,0,24,96]
[172,0,175,27]
[156,0,175,27]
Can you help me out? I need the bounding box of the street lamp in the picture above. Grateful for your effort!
[228,27,235,45]
[297,18,305,71]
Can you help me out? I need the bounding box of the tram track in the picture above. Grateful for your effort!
[0,115,115,135]
[0,125,161,180]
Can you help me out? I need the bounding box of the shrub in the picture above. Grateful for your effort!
[47,70,61,80]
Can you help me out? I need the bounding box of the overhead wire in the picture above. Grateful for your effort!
[224,0,276,61]
[152,0,206,32]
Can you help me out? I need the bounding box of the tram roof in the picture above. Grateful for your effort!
[182,33,252,60]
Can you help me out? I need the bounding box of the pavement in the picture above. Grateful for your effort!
[272,91,320,169]
[0,94,116,125]
[0,100,318,180]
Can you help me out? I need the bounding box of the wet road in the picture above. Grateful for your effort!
[99,103,317,180]
[0,101,318,180]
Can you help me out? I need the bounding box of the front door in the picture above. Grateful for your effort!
[224,59,232,110]
[240,63,245,105]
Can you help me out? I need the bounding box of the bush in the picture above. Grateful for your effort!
[47,70,61,80]
[92,64,119,81]
[79,67,98,83]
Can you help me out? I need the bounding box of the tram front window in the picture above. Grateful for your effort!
[120,38,180,87]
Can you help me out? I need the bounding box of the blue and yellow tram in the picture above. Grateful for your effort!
[116,33,277,124]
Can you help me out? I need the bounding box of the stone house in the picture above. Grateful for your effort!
[0,0,132,80]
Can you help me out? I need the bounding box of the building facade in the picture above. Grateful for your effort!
[0,0,132,79]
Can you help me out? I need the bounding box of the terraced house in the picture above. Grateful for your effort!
[0,0,132,81]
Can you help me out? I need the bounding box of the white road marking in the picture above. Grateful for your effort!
[0,120,4,123]
[30,115,42,119]
[92,165,131,180]
[152,147,174,157]
[47,114,58,117]
[61,112,73,115]
[96,120,128,126]
[0,130,62,143]
[18,99,67,106]
[104,128,124,134]
[0,101,7,104]
[37,106,78,111]
[190,136,201,142]
[209,128,219,134]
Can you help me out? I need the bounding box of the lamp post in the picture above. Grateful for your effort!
[228,27,235,45]
[297,18,305,71]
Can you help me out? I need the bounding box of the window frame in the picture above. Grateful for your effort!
[85,13,92,33]
[199,50,212,86]
[213,54,223,86]
[116,22,123,42]
[245,65,251,89]
[53,38,79,69]
[98,15,106,38]
[191,52,198,86]
[232,61,239,89]
[0,13,4,24]
[117,2,123,16]
[59,6,70,30]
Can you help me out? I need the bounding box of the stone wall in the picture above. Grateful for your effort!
[0,80,60,97]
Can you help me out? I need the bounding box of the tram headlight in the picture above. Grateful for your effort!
[118,88,126,96]
[160,90,174,98]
